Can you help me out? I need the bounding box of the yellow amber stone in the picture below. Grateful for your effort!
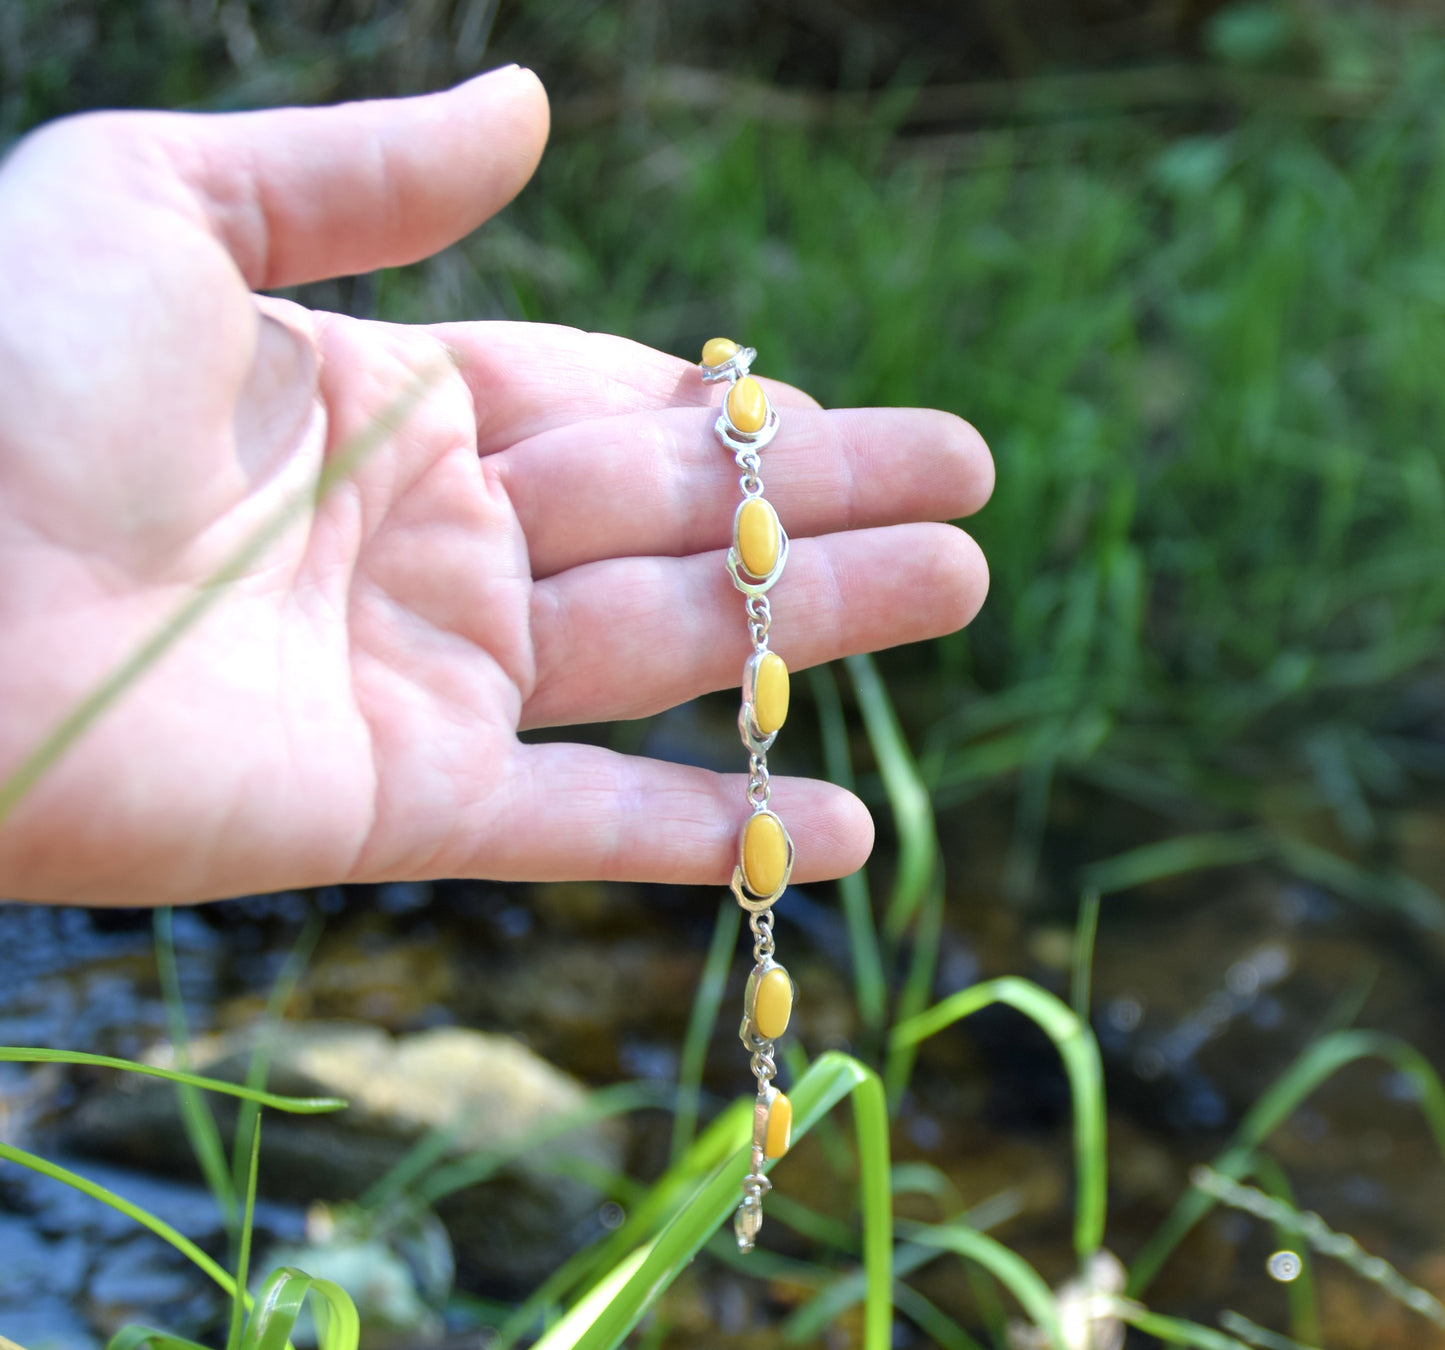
[727,376,768,434]
[702,337,740,367]
[743,811,788,897]
[764,1091,793,1159]
[754,965,793,1040]
[737,498,780,579]
[754,653,789,735]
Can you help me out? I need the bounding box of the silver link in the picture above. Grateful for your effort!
[750,909,775,963]
[736,450,764,498]
[747,753,771,807]
[746,594,771,648]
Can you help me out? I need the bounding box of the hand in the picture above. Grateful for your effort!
[0,66,992,905]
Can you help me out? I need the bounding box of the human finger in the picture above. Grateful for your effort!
[15,65,553,290]
[433,321,821,453]
[494,404,993,579]
[522,522,987,728]
[456,744,875,885]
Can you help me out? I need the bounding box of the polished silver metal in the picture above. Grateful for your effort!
[739,704,776,757]
[750,909,776,963]
[715,402,781,455]
[734,1161,771,1252]
[726,502,790,597]
[729,807,795,912]
[738,956,794,1047]
[739,649,781,755]
[746,595,772,649]
[746,752,771,807]
[700,344,756,384]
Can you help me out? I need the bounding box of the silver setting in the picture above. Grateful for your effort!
[729,807,795,913]
[715,402,780,455]
[739,650,783,755]
[738,957,794,1047]
[700,344,756,383]
[751,1082,782,1153]
[726,497,789,596]
[734,1164,771,1252]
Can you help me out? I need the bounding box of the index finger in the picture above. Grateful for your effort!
[429,320,821,454]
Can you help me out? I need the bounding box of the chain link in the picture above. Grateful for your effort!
[750,909,775,963]
[736,449,764,499]
[746,594,771,648]
[747,753,771,807]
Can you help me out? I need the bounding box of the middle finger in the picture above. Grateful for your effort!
[492,404,993,579]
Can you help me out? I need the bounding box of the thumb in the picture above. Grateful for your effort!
[126,65,550,290]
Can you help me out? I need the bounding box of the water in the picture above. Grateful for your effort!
[2,796,1445,1347]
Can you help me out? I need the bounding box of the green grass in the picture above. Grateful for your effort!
[6,3,1445,1347]
[489,7,1445,908]
[0,1051,361,1350]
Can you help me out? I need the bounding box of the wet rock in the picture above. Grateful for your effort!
[464,938,698,1079]
[0,1212,87,1304]
[259,1202,452,1348]
[1006,1249,1125,1350]
[300,926,458,1030]
[0,1309,99,1350]
[59,1021,626,1286]
[84,1234,213,1337]
[0,1150,307,1343]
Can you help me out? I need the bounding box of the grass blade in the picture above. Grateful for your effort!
[893,1282,988,1350]
[107,1330,213,1350]
[232,913,323,1201]
[242,1267,360,1350]
[413,1080,672,1208]
[1070,886,1101,1018]
[782,1192,1024,1343]
[493,1099,753,1350]
[1218,1309,1324,1350]
[0,1141,239,1299]
[227,1118,262,1350]
[810,664,887,1031]
[155,908,236,1230]
[1244,1154,1320,1346]
[1128,1028,1445,1296]
[534,1052,893,1350]
[0,1048,346,1112]
[1191,1165,1445,1330]
[845,654,936,943]
[891,977,1106,1259]
[1080,830,1271,896]
[907,1224,1065,1350]
[670,897,740,1165]
[884,858,945,1105]
[1116,1307,1252,1349]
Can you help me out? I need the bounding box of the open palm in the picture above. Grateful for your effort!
[0,68,991,905]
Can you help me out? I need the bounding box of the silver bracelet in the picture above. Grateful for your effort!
[699,337,796,1253]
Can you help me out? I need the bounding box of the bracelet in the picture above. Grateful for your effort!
[699,337,795,1253]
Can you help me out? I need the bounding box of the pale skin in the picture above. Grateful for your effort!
[0,65,992,906]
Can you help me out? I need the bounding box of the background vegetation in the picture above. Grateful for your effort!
[4,2,1445,1348]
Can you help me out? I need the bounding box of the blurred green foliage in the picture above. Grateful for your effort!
[4,0,1445,904]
